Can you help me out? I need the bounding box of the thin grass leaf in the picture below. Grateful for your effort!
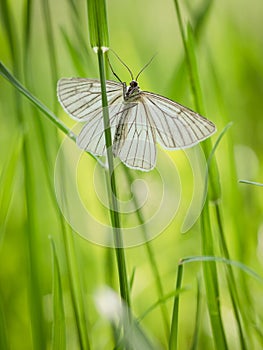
[0,131,23,246]
[138,288,187,323]
[202,122,233,204]
[188,0,214,39]
[22,0,33,76]
[23,134,47,350]
[55,152,91,349]
[124,168,170,335]
[49,237,66,350]
[0,62,74,140]
[214,214,248,349]
[206,47,258,349]
[129,267,136,291]
[200,205,228,349]
[172,1,201,113]
[186,23,221,201]
[190,279,202,350]
[168,1,214,98]
[239,180,263,187]
[205,124,248,349]
[59,0,92,76]
[0,0,18,70]
[173,2,227,348]
[64,225,91,350]
[180,256,263,285]
[186,24,204,114]
[169,263,184,350]
[40,0,58,110]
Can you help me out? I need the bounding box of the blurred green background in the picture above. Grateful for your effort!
[1,0,263,349]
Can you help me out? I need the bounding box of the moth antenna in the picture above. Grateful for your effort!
[109,49,134,81]
[135,53,157,81]
[106,55,123,83]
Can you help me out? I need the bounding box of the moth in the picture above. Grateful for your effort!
[57,58,216,171]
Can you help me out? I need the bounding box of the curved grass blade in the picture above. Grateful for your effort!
[0,62,75,141]
[239,180,263,187]
[180,256,263,285]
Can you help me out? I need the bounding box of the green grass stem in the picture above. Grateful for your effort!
[87,0,131,345]
[56,159,92,349]
[40,0,59,111]
[1,2,47,347]
[87,0,109,49]
[124,169,170,337]
[189,279,202,350]
[23,120,47,350]
[0,131,23,247]
[63,224,91,350]
[169,263,183,350]
[49,237,66,350]
[96,45,131,318]
[173,1,227,348]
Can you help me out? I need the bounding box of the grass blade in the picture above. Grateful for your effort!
[0,131,23,246]
[190,279,202,350]
[239,180,263,187]
[124,168,170,337]
[173,1,227,348]
[50,237,66,350]
[56,154,92,349]
[138,288,186,324]
[180,256,263,285]
[87,0,109,49]
[169,263,183,350]
[40,0,58,110]
[0,62,74,141]
[96,47,132,344]
[86,1,131,346]
[23,134,47,350]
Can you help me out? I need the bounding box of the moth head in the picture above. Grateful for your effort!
[130,80,138,88]
[125,80,140,100]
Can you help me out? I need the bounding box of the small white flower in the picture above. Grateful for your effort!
[94,286,123,323]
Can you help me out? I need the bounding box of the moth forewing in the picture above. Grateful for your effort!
[57,78,123,121]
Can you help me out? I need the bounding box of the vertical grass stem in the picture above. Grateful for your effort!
[96,49,131,311]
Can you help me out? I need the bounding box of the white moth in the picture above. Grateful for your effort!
[57,63,216,171]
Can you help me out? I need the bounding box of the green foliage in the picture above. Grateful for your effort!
[1,0,263,349]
